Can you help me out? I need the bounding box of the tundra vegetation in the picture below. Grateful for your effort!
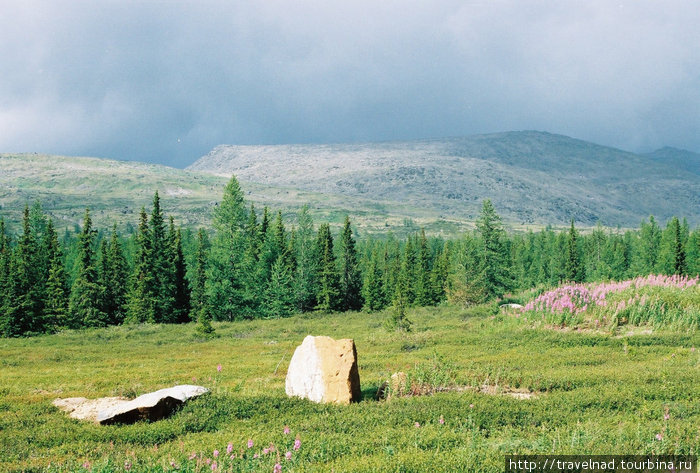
[0,176,698,472]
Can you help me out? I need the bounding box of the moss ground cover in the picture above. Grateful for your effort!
[0,305,698,472]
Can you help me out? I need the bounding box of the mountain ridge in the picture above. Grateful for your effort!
[188,131,700,227]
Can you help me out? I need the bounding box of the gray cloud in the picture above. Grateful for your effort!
[1,0,699,167]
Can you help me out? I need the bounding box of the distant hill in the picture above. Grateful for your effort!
[189,131,700,227]
[644,146,700,175]
[0,154,471,236]
[2,131,698,236]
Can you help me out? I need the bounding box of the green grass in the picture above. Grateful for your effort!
[0,306,698,472]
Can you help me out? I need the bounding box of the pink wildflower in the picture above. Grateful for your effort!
[285,451,292,460]
[217,364,222,372]
[254,453,259,459]
[414,422,420,428]
[82,461,91,470]
[247,439,254,449]
[213,449,219,458]
[469,404,474,409]
[211,461,217,471]
[227,443,233,454]
[655,433,663,441]
[293,438,301,450]
[664,413,670,421]
[283,425,290,435]
[124,462,132,471]
[439,415,445,425]
[263,447,269,454]
[189,452,197,460]
[274,463,282,473]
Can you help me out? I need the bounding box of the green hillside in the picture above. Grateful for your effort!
[0,154,471,236]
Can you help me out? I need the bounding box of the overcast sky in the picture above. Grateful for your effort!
[1,1,699,167]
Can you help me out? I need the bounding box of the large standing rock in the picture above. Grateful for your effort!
[285,335,361,404]
[53,385,209,424]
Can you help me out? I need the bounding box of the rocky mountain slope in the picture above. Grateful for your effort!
[189,131,700,227]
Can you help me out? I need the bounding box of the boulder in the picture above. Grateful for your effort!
[53,385,209,424]
[285,335,361,404]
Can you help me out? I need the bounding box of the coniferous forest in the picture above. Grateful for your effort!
[0,175,698,337]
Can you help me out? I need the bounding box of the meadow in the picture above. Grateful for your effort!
[1,301,698,472]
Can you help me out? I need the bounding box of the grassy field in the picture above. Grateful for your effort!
[1,304,698,472]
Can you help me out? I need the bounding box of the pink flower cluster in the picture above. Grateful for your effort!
[522,274,698,316]
[186,426,301,472]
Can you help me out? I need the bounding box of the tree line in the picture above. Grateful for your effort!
[1,176,698,337]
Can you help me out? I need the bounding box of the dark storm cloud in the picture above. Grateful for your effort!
[1,0,699,167]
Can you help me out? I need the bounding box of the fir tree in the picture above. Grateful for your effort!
[639,216,662,274]
[126,208,157,323]
[172,227,191,323]
[207,176,248,321]
[414,228,433,306]
[293,205,318,312]
[190,229,210,321]
[429,242,449,304]
[475,200,512,299]
[2,207,44,336]
[565,219,585,282]
[338,216,363,311]
[43,220,69,331]
[151,192,176,323]
[69,209,106,328]
[658,217,687,276]
[362,248,385,312]
[0,219,10,320]
[315,223,340,312]
[389,252,412,331]
[264,255,296,317]
[103,226,129,325]
[192,229,214,335]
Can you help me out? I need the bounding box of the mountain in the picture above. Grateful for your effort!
[0,153,469,236]
[2,131,698,235]
[644,147,700,175]
[189,131,700,227]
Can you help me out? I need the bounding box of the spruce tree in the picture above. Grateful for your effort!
[658,217,687,276]
[126,208,157,323]
[103,226,129,325]
[338,216,363,311]
[414,229,432,306]
[389,250,412,331]
[172,227,191,323]
[69,209,107,328]
[565,219,585,282]
[43,220,69,331]
[207,176,248,321]
[264,255,296,317]
[0,219,10,320]
[402,237,417,304]
[151,192,176,323]
[315,223,340,312]
[293,205,318,312]
[429,242,449,304]
[2,207,44,336]
[362,248,385,312]
[639,216,661,274]
[476,200,512,299]
[192,229,214,334]
[190,229,209,320]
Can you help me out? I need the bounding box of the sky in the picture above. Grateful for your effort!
[1,1,699,168]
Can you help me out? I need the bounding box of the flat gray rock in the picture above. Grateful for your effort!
[97,385,209,425]
[53,385,208,424]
